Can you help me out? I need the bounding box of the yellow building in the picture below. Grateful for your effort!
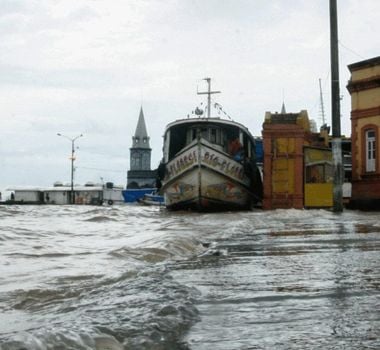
[262,109,332,209]
[304,147,333,208]
[347,56,380,209]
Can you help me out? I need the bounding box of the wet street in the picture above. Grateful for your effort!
[0,205,379,349]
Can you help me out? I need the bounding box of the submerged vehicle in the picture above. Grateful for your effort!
[158,78,262,211]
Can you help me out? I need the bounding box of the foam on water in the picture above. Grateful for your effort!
[0,205,379,349]
[0,205,204,349]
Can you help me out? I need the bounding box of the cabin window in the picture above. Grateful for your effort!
[246,139,252,158]
[210,128,216,143]
[366,129,376,172]
[210,128,223,144]
[305,163,333,183]
[201,128,208,140]
[185,126,225,148]
[186,128,197,144]
[169,126,188,159]
[213,129,220,143]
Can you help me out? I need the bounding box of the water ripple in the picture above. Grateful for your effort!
[0,206,379,349]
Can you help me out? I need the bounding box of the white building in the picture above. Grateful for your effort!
[13,188,43,204]
[9,182,124,205]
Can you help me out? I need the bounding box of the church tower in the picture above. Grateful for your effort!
[130,107,151,171]
[127,107,157,189]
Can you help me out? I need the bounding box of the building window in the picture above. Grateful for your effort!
[142,153,149,169]
[366,129,376,172]
[131,154,139,169]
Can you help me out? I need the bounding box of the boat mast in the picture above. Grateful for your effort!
[197,78,221,118]
[319,78,326,125]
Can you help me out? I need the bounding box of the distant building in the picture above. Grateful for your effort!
[262,108,332,209]
[13,188,44,204]
[44,184,103,205]
[347,56,380,209]
[8,182,124,205]
[127,107,157,189]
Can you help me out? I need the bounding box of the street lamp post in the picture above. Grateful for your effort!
[57,133,83,204]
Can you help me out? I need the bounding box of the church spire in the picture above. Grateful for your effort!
[132,106,150,149]
[281,101,286,114]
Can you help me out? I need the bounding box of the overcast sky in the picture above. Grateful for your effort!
[1,0,379,190]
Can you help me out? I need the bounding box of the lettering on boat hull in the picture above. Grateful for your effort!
[163,149,252,209]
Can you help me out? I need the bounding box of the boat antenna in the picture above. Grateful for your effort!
[197,77,221,118]
[319,78,326,126]
[214,102,232,120]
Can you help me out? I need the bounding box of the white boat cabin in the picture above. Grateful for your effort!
[163,118,256,163]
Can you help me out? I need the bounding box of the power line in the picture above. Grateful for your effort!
[338,40,365,59]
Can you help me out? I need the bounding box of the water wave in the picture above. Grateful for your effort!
[84,216,118,222]
[1,206,379,349]
[1,268,199,349]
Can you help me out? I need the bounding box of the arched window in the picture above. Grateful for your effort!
[366,129,376,172]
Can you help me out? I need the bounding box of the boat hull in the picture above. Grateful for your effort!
[138,193,165,206]
[162,141,257,211]
[122,188,156,203]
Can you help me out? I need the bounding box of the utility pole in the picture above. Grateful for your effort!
[197,78,221,118]
[329,0,343,212]
[57,133,83,204]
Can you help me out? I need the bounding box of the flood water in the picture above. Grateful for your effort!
[0,205,379,349]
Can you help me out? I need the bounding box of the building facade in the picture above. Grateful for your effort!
[127,107,157,189]
[347,56,380,209]
[262,109,332,209]
[8,183,120,205]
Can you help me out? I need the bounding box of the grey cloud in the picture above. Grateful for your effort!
[0,0,29,16]
[0,65,125,89]
[65,6,100,22]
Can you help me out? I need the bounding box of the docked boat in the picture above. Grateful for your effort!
[138,192,165,206]
[157,78,262,211]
